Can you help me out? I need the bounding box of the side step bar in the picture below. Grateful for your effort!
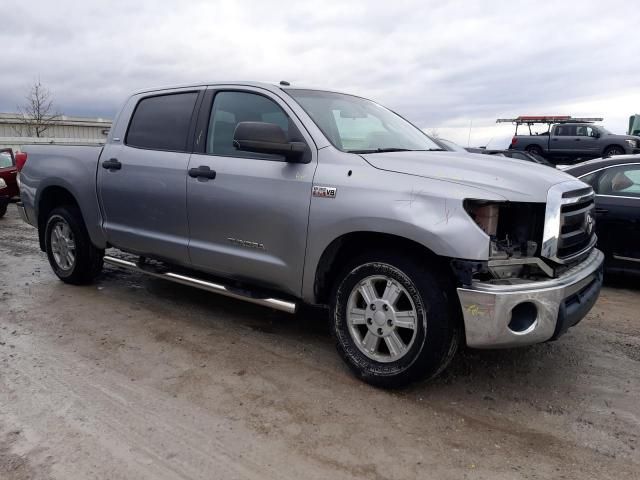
[103,256,297,314]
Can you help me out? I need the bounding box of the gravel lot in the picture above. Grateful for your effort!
[1,204,638,479]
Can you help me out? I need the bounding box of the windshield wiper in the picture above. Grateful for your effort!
[347,147,447,154]
[347,148,415,154]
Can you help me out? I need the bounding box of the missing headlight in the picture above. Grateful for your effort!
[464,199,550,279]
[463,200,500,236]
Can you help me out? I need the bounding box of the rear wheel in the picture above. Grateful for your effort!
[525,145,544,156]
[45,206,104,285]
[330,250,459,388]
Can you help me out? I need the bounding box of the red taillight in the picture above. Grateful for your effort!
[15,152,27,171]
[510,136,518,146]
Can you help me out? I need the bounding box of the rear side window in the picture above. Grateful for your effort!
[126,92,198,151]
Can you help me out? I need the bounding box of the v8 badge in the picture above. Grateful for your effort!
[312,185,337,199]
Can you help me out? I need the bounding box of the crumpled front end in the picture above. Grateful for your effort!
[456,180,603,348]
[458,248,603,348]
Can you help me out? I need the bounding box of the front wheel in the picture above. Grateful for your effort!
[330,250,460,388]
[0,202,7,218]
[45,205,104,285]
[604,146,625,157]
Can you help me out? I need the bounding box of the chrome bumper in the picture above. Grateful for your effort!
[457,249,604,348]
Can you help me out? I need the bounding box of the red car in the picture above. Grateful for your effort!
[0,148,20,218]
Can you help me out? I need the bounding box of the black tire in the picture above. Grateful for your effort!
[330,250,460,388]
[44,205,104,285]
[0,202,7,218]
[525,145,544,156]
[604,145,624,157]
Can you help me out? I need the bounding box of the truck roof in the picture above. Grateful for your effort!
[130,81,347,96]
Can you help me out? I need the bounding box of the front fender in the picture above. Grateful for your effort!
[301,150,498,302]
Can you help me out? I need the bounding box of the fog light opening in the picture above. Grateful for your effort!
[508,302,538,334]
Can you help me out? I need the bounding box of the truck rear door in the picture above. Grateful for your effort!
[185,87,317,296]
[98,89,202,263]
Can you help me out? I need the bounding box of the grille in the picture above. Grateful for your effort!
[558,196,596,259]
[541,181,597,265]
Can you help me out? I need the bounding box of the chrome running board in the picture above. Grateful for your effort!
[103,256,297,314]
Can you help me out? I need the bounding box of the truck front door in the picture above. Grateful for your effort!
[98,90,202,264]
[550,125,579,156]
[186,87,316,296]
[575,125,600,157]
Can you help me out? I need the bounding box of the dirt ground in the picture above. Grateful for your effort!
[0,205,638,480]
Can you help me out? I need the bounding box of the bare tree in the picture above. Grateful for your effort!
[427,128,440,139]
[13,80,61,138]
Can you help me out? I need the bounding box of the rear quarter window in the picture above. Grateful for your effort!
[126,92,198,152]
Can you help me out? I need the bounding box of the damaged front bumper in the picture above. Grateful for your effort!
[457,249,604,348]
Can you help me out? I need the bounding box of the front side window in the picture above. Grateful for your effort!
[286,89,441,153]
[126,92,198,151]
[0,151,13,168]
[576,126,598,137]
[206,91,294,159]
[595,165,640,198]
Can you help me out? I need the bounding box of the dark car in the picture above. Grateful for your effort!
[466,148,555,167]
[564,155,640,274]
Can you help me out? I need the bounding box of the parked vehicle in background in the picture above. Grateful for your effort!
[0,148,19,198]
[466,148,555,167]
[435,140,554,166]
[17,81,603,387]
[498,116,640,164]
[0,148,19,218]
[564,156,640,275]
[434,138,468,153]
[0,178,9,218]
[629,114,640,136]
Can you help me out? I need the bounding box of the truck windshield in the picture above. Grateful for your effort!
[286,89,442,153]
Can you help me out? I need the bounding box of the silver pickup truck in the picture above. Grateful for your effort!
[17,81,604,387]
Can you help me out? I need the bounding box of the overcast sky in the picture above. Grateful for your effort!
[2,0,639,147]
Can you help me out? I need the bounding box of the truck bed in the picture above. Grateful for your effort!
[20,144,107,248]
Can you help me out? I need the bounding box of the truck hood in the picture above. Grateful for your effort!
[362,151,578,202]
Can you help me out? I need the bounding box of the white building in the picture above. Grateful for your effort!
[0,113,112,151]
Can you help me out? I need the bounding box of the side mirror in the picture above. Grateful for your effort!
[233,122,306,162]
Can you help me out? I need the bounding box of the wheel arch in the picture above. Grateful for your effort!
[525,144,543,153]
[37,185,82,251]
[603,144,625,156]
[313,231,452,305]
